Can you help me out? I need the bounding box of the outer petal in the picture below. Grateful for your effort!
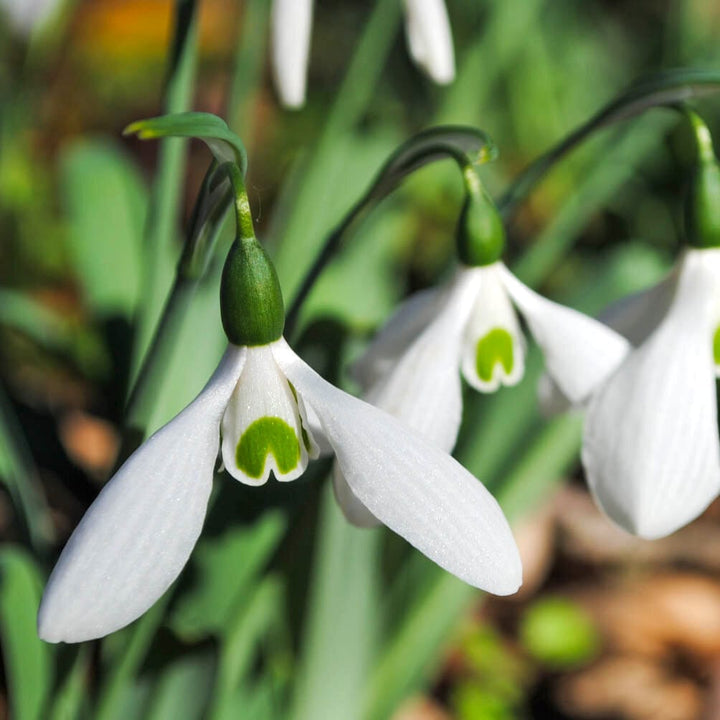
[583,249,720,539]
[461,264,526,392]
[363,271,479,452]
[38,346,246,643]
[537,269,680,415]
[270,0,313,108]
[402,0,455,84]
[498,264,631,405]
[274,339,522,595]
[353,285,444,391]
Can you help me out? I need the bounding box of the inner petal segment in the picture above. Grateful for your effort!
[222,345,317,485]
[461,265,525,392]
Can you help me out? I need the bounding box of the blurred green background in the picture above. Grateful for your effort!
[2,1,720,719]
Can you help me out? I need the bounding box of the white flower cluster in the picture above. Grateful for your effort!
[270,0,455,108]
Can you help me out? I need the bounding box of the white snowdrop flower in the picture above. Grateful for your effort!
[270,0,455,108]
[337,184,630,526]
[0,0,59,34]
[583,247,720,539]
[38,235,522,644]
[402,0,455,85]
[355,262,630,452]
[270,0,314,109]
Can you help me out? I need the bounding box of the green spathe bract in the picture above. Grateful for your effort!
[456,191,506,267]
[220,237,285,346]
[236,416,301,479]
[686,157,720,249]
[475,328,514,382]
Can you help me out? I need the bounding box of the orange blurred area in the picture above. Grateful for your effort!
[72,0,240,64]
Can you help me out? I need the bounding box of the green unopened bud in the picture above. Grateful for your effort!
[685,113,720,249]
[456,171,506,266]
[220,237,285,346]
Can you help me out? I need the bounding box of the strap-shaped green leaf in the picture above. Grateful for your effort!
[0,548,53,720]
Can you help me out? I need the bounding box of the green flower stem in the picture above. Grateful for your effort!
[124,168,232,432]
[0,383,54,556]
[227,0,269,136]
[270,0,402,301]
[498,68,720,217]
[284,132,492,338]
[95,600,169,720]
[132,0,199,385]
[124,275,197,434]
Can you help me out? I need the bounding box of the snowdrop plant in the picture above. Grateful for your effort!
[582,111,720,539]
[37,162,521,644]
[335,166,630,525]
[270,0,455,108]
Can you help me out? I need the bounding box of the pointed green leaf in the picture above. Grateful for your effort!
[124,112,247,173]
[0,548,53,720]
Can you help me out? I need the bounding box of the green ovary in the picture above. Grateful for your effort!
[236,417,301,479]
[714,326,720,368]
[475,328,515,382]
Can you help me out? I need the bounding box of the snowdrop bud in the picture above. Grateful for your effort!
[220,238,285,346]
[456,170,505,267]
[685,114,720,249]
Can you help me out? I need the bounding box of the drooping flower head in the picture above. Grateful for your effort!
[270,0,455,108]
[581,112,720,539]
[38,176,522,643]
[334,164,630,525]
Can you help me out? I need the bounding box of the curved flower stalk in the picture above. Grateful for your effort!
[582,248,720,538]
[270,0,455,108]
[38,196,522,643]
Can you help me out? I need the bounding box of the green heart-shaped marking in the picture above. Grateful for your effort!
[236,417,300,479]
[714,326,720,367]
[475,328,514,382]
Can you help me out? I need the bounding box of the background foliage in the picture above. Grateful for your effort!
[1,1,720,718]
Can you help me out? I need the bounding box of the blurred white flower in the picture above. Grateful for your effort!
[582,248,720,539]
[270,0,455,108]
[336,262,629,525]
[39,337,522,643]
[0,0,59,34]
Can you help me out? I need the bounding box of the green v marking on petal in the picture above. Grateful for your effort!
[475,328,514,383]
[236,417,301,479]
[714,326,720,368]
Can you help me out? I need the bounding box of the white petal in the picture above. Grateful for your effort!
[363,270,480,452]
[353,285,444,391]
[537,269,680,415]
[38,346,246,643]
[461,264,526,392]
[402,0,455,84]
[270,0,313,108]
[274,339,522,595]
[583,249,720,539]
[221,344,317,486]
[499,264,631,405]
[331,461,380,528]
